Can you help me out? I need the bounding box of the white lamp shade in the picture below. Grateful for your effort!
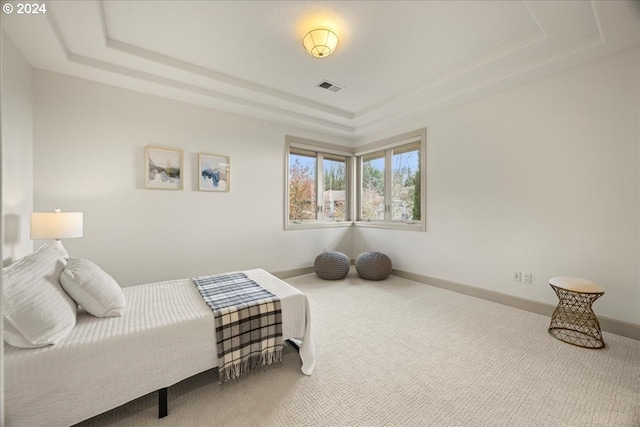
[30,212,83,239]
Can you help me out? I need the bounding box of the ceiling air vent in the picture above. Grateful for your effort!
[317,80,344,93]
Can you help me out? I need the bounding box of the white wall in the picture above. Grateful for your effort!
[30,49,640,325]
[354,48,640,325]
[33,70,352,286]
[1,32,34,426]
[2,32,33,265]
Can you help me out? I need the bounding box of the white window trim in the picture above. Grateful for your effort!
[355,128,426,231]
[285,128,426,232]
[285,136,354,230]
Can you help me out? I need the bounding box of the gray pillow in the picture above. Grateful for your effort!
[3,245,77,348]
[60,258,126,317]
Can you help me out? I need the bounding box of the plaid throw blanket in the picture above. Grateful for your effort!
[192,272,283,383]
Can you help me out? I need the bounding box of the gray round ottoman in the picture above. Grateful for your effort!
[314,251,350,280]
[356,252,392,280]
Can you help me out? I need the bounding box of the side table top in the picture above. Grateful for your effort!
[549,276,604,294]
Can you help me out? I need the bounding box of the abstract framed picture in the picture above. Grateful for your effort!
[199,153,230,192]
[144,146,183,190]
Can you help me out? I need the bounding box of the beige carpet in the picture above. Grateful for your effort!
[77,269,640,426]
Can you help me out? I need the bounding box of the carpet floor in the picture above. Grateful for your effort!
[76,269,640,426]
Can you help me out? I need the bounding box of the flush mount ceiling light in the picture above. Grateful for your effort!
[303,27,339,58]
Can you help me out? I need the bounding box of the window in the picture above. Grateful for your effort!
[356,128,425,231]
[322,155,348,221]
[286,136,352,229]
[285,129,425,231]
[361,151,385,220]
[391,142,421,222]
[288,150,317,221]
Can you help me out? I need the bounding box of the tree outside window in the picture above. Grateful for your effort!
[286,140,351,228]
[288,154,316,221]
[361,152,385,220]
[323,157,347,221]
[286,129,424,231]
[391,143,421,221]
[355,129,425,230]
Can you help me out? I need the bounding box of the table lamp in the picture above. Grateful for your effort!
[30,209,83,260]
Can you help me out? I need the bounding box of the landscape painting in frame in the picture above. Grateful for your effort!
[199,153,230,192]
[145,146,183,190]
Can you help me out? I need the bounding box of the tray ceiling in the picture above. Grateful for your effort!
[2,1,639,138]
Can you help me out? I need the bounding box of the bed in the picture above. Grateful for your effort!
[4,268,314,427]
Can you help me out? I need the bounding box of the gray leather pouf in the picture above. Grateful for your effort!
[356,251,392,280]
[314,251,350,280]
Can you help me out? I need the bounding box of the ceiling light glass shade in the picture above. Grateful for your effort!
[30,211,83,239]
[303,27,339,58]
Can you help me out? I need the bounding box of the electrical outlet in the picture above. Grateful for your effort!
[524,273,532,284]
[512,271,522,282]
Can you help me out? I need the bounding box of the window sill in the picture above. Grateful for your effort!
[285,220,425,231]
[285,221,354,230]
[354,220,425,232]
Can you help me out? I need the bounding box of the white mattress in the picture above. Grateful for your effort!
[4,269,314,427]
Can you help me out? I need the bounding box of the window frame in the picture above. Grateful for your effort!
[285,128,426,231]
[285,136,354,230]
[355,128,426,231]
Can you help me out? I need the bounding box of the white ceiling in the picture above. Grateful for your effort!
[2,1,639,138]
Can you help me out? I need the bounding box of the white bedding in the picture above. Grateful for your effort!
[4,269,314,427]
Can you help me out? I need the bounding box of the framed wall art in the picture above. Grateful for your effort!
[144,146,183,190]
[199,153,230,192]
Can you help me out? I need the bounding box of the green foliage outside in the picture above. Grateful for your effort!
[361,161,385,219]
[324,162,346,191]
[290,150,421,223]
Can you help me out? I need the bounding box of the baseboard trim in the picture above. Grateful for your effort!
[274,260,355,279]
[392,269,640,341]
[272,266,315,279]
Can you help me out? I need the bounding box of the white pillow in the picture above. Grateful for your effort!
[60,258,126,317]
[3,245,77,348]
[4,322,42,348]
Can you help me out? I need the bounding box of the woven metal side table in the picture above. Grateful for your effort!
[548,276,604,349]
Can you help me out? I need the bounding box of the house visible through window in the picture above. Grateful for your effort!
[286,137,352,229]
[285,128,425,231]
[322,155,347,221]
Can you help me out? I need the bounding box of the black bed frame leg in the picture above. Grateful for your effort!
[287,338,301,351]
[159,387,168,418]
